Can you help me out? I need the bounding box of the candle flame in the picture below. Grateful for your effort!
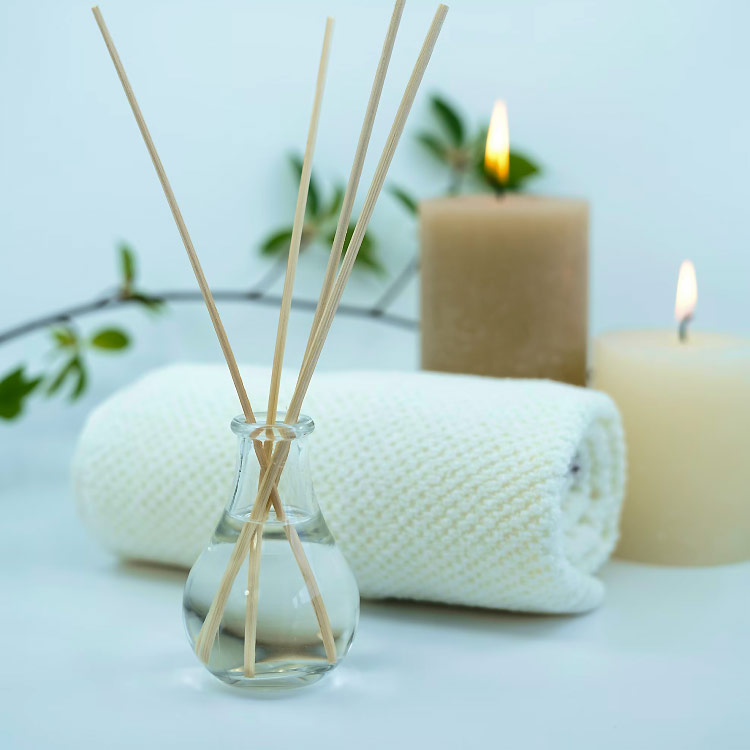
[485,100,510,184]
[674,260,697,322]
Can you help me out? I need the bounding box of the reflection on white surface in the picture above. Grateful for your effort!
[2,471,749,747]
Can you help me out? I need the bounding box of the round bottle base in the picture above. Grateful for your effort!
[211,661,333,689]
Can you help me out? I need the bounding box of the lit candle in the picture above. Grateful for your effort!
[592,262,750,565]
[419,101,589,385]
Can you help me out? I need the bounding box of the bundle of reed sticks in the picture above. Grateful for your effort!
[92,0,448,676]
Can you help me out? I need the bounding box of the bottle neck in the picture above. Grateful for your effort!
[226,432,319,524]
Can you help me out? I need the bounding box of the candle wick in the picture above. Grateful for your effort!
[678,315,692,343]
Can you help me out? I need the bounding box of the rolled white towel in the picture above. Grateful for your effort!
[73,364,625,614]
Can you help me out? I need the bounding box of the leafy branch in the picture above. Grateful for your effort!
[259,155,382,273]
[389,93,542,213]
[0,243,416,421]
[0,244,153,420]
[1,92,546,423]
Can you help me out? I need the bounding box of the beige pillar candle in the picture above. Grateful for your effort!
[419,193,589,384]
[591,263,750,565]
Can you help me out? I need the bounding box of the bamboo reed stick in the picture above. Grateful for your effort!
[91,5,254,422]
[91,5,335,668]
[194,4,449,653]
[291,6,449,423]
[301,0,405,373]
[243,524,261,676]
[267,18,334,425]
[244,19,335,677]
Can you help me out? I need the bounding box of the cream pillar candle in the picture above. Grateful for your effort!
[592,329,750,565]
[420,193,589,384]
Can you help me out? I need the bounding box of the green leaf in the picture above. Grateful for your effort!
[353,240,383,273]
[0,366,42,420]
[289,153,303,179]
[51,326,77,349]
[119,243,136,286]
[259,228,294,256]
[388,185,419,215]
[474,126,489,164]
[324,184,345,219]
[306,175,320,218]
[46,356,88,400]
[480,162,505,194]
[416,132,448,162]
[130,292,165,313]
[430,95,465,146]
[90,328,130,350]
[70,358,88,400]
[334,226,383,274]
[47,357,77,396]
[474,125,542,192]
[506,151,541,190]
[288,154,319,217]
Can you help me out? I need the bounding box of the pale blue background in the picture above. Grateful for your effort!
[1,0,749,462]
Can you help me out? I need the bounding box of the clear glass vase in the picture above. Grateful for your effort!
[183,412,360,689]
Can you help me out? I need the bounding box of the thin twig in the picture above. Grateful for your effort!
[0,270,419,347]
[371,256,418,314]
[248,252,288,295]
[0,293,122,343]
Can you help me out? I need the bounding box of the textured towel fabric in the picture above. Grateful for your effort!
[73,365,625,614]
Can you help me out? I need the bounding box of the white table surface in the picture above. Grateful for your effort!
[2,475,749,750]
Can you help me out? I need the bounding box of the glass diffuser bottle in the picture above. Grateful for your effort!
[183,413,359,689]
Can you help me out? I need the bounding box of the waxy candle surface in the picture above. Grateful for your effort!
[420,194,588,385]
[592,330,750,565]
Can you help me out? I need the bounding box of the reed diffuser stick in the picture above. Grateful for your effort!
[91,5,335,667]
[194,5,449,654]
[245,18,335,677]
[301,0,405,372]
[243,529,261,676]
[291,6,449,422]
[267,18,334,424]
[91,5,253,420]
